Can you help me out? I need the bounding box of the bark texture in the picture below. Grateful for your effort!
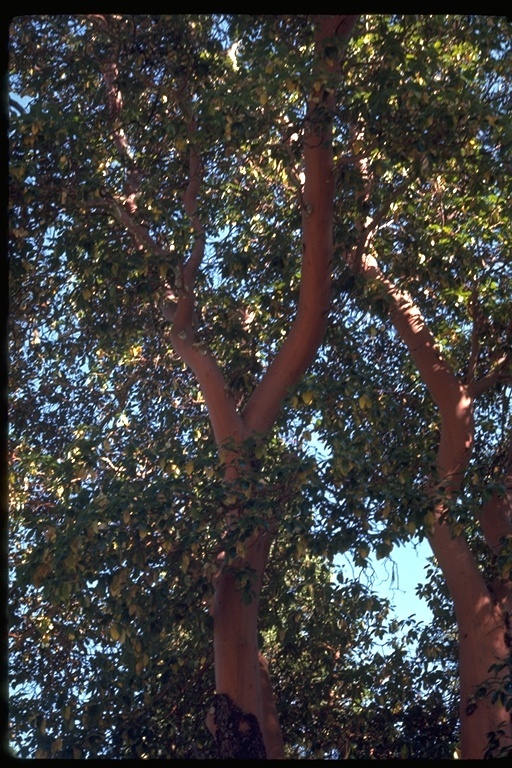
[211,693,267,759]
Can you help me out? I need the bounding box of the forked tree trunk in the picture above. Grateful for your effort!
[168,14,359,759]
[102,7,509,753]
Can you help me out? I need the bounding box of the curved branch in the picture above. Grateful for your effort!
[169,336,244,448]
[170,118,243,449]
[243,15,359,435]
[347,249,469,420]
[96,23,167,258]
[101,53,142,214]
[470,351,512,398]
[174,128,205,329]
[9,96,26,114]
[99,195,169,257]
[466,287,481,386]
[97,28,238,449]
[345,244,485,614]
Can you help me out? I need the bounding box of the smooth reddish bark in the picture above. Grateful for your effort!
[169,15,359,758]
[259,652,286,759]
[348,246,512,758]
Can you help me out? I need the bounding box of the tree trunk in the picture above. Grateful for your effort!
[169,15,359,757]
[346,243,512,758]
[442,443,512,758]
[458,600,511,758]
[211,528,274,757]
[428,509,512,757]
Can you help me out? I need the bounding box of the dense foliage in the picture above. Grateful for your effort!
[9,14,511,758]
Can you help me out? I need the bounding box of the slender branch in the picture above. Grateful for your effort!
[98,195,169,257]
[346,248,465,414]
[93,20,170,262]
[102,61,129,158]
[347,175,415,270]
[9,96,26,114]
[470,351,512,398]
[175,122,206,321]
[366,178,413,234]
[346,117,416,269]
[93,20,239,448]
[467,287,481,386]
[101,57,143,215]
[99,455,123,474]
[169,113,243,449]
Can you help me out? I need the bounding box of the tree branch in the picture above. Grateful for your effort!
[173,122,205,328]
[346,248,468,419]
[345,242,485,615]
[258,653,285,759]
[466,287,481,386]
[470,351,512,398]
[93,19,172,262]
[100,45,142,216]
[9,96,26,114]
[94,20,239,449]
[169,116,243,449]
[243,15,359,436]
[98,195,169,258]
[478,439,512,556]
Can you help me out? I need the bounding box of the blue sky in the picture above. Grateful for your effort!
[372,538,433,624]
[335,537,434,631]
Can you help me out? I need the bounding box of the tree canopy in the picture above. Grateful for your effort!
[8,14,512,759]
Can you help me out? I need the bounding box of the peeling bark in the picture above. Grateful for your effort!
[210,693,267,759]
